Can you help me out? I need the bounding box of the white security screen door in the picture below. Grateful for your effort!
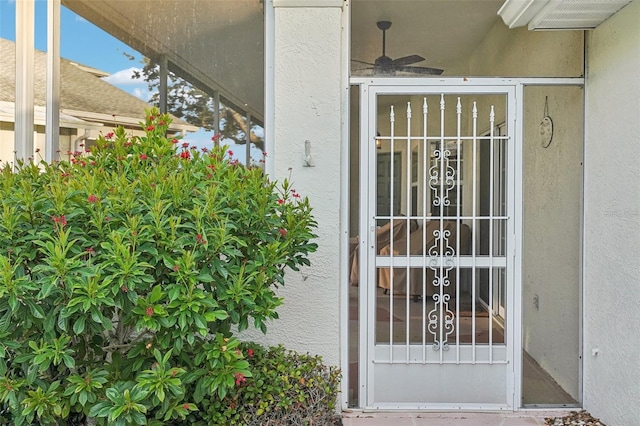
[358,82,519,410]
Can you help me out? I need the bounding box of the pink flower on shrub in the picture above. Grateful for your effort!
[145,306,154,317]
[211,134,221,142]
[182,142,189,148]
[183,404,191,410]
[105,132,114,139]
[279,228,287,237]
[196,234,206,244]
[52,215,67,227]
[88,194,99,203]
[277,199,284,205]
[173,265,180,272]
[146,125,155,131]
[234,372,246,385]
[171,138,179,144]
[180,151,191,160]
[248,348,254,357]
[140,154,148,160]
[158,120,165,126]
[227,149,234,157]
[86,247,95,254]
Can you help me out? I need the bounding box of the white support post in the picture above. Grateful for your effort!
[15,0,35,163]
[264,0,275,175]
[213,90,220,147]
[158,55,168,114]
[245,113,252,166]
[46,0,61,163]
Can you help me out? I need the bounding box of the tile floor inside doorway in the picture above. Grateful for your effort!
[348,286,576,407]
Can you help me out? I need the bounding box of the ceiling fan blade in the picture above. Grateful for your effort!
[351,58,375,66]
[352,66,375,72]
[391,55,425,66]
[397,65,444,75]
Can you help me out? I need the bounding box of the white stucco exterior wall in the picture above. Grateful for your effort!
[583,1,640,423]
[240,2,344,369]
[521,85,582,401]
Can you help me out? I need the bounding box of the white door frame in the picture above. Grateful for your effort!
[343,77,584,411]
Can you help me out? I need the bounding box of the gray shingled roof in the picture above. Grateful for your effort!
[0,38,194,129]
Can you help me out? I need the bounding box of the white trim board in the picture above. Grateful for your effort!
[274,0,343,7]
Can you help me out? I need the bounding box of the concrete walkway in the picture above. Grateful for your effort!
[342,411,565,425]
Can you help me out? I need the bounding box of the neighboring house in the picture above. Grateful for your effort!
[0,38,197,164]
[8,1,640,425]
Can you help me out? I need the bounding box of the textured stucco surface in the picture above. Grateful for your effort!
[466,21,583,78]
[583,1,640,424]
[240,6,343,369]
[521,86,582,401]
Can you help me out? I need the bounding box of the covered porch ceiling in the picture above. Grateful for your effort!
[350,0,504,75]
[63,0,265,123]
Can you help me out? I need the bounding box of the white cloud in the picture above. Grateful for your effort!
[75,15,88,23]
[131,87,153,102]
[102,67,143,85]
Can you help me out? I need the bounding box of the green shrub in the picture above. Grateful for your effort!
[199,343,341,426]
[0,109,317,425]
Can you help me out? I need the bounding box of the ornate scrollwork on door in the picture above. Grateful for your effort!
[427,227,456,350]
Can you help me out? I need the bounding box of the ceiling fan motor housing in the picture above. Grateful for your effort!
[375,55,393,67]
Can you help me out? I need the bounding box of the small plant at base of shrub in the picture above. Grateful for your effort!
[197,343,341,426]
[0,108,318,425]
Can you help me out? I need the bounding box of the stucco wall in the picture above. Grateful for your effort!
[521,86,583,401]
[583,1,640,423]
[240,5,343,368]
[466,21,583,78]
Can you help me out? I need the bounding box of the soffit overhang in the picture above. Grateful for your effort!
[498,0,632,30]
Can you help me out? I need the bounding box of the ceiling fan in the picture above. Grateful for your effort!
[352,21,444,76]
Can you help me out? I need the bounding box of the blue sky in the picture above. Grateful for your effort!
[1,1,146,85]
[0,0,262,159]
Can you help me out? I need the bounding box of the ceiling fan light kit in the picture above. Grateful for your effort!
[352,20,444,76]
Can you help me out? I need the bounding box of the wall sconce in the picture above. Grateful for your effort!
[376,132,382,150]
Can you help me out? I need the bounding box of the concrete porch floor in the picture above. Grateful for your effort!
[341,411,565,425]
